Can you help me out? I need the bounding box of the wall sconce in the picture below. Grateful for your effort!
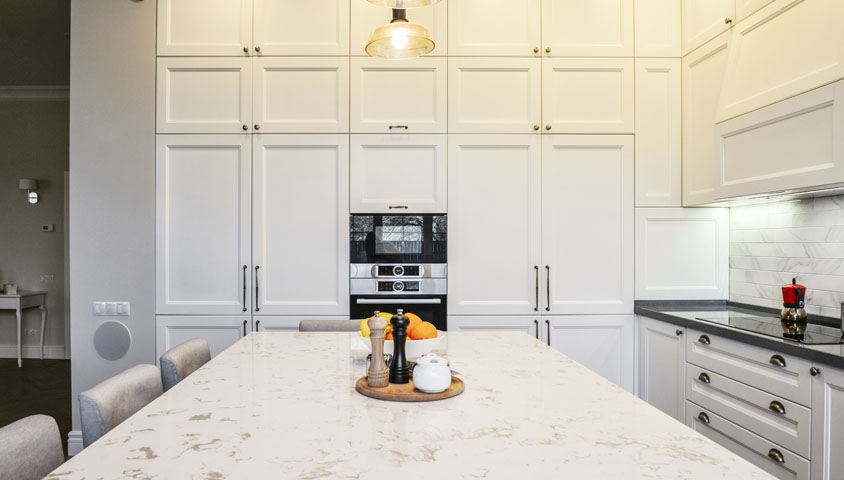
[19,178,39,204]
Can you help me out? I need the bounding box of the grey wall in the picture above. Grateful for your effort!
[69,0,155,446]
[0,0,70,85]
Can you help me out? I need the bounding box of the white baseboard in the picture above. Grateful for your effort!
[0,344,66,359]
[68,430,84,456]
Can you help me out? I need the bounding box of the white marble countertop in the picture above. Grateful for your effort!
[48,332,773,479]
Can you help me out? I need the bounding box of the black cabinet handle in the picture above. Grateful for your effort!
[545,265,550,312]
[698,372,711,384]
[242,265,248,312]
[676,329,683,336]
[534,266,539,311]
[698,335,710,345]
[698,412,710,424]
[242,319,247,336]
[769,401,786,415]
[811,367,821,376]
[255,319,261,332]
[254,266,260,312]
[545,319,550,346]
[770,355,786,368]
[388,125,409,130]
[768,449,785,463]
[534,319,539,340]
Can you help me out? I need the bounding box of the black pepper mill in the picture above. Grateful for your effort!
[389,309,410,384]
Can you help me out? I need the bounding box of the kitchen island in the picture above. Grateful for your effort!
[47,332,772,479]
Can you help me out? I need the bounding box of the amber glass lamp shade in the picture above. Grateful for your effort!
[366,14,435,59]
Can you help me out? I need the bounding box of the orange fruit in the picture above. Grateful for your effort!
[411,321,437,340]
[405,313,422,336]
[386,331,393,341]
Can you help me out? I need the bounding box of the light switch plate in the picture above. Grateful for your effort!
[93,301,131,316]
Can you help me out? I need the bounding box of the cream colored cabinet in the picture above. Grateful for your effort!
[253,58,349,134]
[254,316,350,332]
[811,364,844,480]
[447,135,541,316]
[542,58,634,134]
[352,1,447,56]
[350,135,447,214]
[156,58,252,134]
[638,317,685,421]
[682,32,730,206]
[448,0,541,57]
[253,0,349,56]
[736,0,775,22]
[350,57,447,134]
[682,0,734,55]
[157,0,252,56]
[448,316,541,341]
[253,135,349,316]
[635,58,681,207]
[634,0,681,57]
[541,136,633,315]
[448,58,541,134]
[156,316,251,360]
[156,136,252,315]
[541,0,633,57]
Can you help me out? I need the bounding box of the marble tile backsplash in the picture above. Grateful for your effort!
[730,195,844,320]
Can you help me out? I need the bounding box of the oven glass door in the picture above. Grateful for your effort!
[350,295,447,331]
[350,215,446,264]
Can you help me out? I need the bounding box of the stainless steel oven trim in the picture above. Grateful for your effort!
[350,278,447,295]
[356,298,442,305]
[350,263,447,279]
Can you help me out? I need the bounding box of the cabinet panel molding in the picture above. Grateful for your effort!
[542,0,633,57]
[253,0,350,56]
[157,0,252,56]
[681,0,734,55]
[635,0,681,57]
[637,316,685,421]
[156,316,250,361]
[448,0,541,56]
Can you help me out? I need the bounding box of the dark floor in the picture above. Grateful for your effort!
[0,358,71,455]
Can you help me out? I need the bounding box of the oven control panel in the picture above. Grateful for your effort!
[376,265,421,277]
[378,281,420,293]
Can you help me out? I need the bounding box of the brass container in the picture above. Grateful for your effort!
[781,307,808,336]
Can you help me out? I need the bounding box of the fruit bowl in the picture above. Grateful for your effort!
[351,331,447,360]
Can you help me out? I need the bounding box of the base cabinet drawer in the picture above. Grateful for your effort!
[686,402,810,480]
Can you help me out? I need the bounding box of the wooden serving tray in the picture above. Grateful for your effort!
[355,376,464,402]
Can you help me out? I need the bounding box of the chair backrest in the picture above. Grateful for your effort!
[159,338,212,391]
[79,364,163,448]
[298,319,361,332]
[0,415,64,480]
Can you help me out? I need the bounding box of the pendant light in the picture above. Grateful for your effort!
[366,9,435,59]
[366,0,443,8]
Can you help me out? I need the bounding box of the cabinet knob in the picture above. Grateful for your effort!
[545,124,552,131]
[545,46,552,53]
[534,124,540,131]
[254,124,261,131]
[255,45,262,53]
[811,367,821,376]
[243,46,249,53]
[676,329,683,336]
[725,17,733,24]
[242,124,249,131]
[534,47,540,53]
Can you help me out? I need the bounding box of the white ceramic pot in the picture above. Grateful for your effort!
[412,354,452,393]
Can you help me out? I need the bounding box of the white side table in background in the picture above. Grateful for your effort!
[0,291,47,367]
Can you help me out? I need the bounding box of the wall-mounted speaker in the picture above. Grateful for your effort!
[93,321,132,361]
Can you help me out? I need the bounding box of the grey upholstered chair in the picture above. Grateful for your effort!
[79,364,163,448]
[298,319,361,332]
[0,415,64,480]
[159,338,211,391]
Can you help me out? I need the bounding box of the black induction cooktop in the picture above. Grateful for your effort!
[695,312,844,345]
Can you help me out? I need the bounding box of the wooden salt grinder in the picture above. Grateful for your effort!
[389,309,411,384]
[366,312,389,388]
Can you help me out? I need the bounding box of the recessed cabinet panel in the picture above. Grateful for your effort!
[638,317,685,422]
[157,0,252,56]
[253,0,350,55]
[682,0,734,55]
[812,365,844,480]
[255,316,350,332]
[736,0,775,22]
[156,58,252,134]
[156,316,249,360]
[541,0,633,57]
[448,58,541,134]
[253,135,349,315]
[635,0,681,57]
[351,135,447,213]
[156,136,251,315]
[448,316,541,340]
[448,0,541,56]
[542,58,634,134]
[351,57,447,133]
[352,1,447,56]
[254,58,349,134]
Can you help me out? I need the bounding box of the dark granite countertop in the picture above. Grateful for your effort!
[635,300,844,370]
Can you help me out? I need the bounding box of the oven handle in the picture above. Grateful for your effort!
[356,298,442,305]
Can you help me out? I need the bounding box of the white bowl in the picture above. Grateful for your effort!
[351,331,447,360]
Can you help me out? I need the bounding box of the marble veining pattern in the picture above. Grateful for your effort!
[47,333,773,479]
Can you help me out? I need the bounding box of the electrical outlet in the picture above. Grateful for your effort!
[41,224,55,232]
[40,274,55,283]
[24,329,38,337]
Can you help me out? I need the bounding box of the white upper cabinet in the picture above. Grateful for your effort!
[716,0,844,122]
[541,0,633,57]
[157,0,252,56]
[541,136,634,315]
[156,135,252,315]
[448,0,541,57]
[635,58,681,207]
[350,135,447,214]
[682,0,734,55]
[352,1,447,56]
[448,58,541,134]
[542,58,634,134]
[448,135,541,316]
[253,57,349,134]
[253,135,349,316]
[635,0,681,57]
[253,0,350,56]
[735,0,775,23]
[350,57,447,133]
[156,58,252,134]
[682,32,731,206]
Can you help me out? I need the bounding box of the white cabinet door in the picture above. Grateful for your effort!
[253,0,349,56]
[156,58,252,134]
[541,136,634,315]
[736,0,774,22]
[541,0,633,57]
[635,59,681,207]
[255,316,350,332]
[448,0,541,57]
[637,316,685,421]
[253,57,349,134]
[350,57,447,134]
[156,316,250,360]
[542,58,634,134]
[156,136,252,315]
[350,135,447,213]
[448,316,541,341]
[157,0,252,56]
[546,315,635,393]
[448,135,541,315]
[681,0,734,55]
[682,32,730,206]
[253,135,349,316]
[812,364,844,480]
[448,58,541,134]
[634,0,681,57]
[351,1,447,56]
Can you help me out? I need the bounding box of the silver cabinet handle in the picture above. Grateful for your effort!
[242,319,248,336]
[356,298,441,305]
[698,335,710,345]
[545,319,550,346]
[770,355,786,368]
[698,372,711,384]
[254,266,260,312]
[534,266,539,312]
[768,449,785,463]
[388,125,409,130]
[769,401,786,415]
[534,319,539,340]
[242,265,248,312]
[698,412,710,424]
[545,265,550,312]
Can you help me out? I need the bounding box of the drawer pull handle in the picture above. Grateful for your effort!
[697,412,710,424]
[768,449,785,464]
[388,125,409,130]
[698,335,710,345]
[698,372,711,384]
[770,355,787,368]
[769,401,786,415]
